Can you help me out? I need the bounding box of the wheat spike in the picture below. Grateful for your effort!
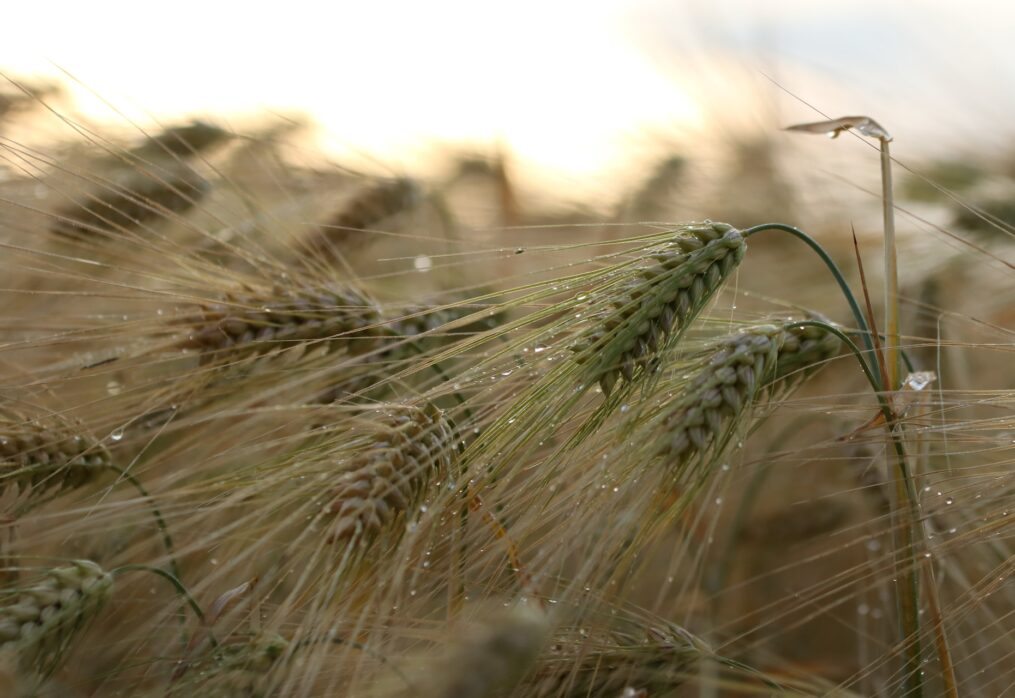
[655,321,840,468]
[324,402,458,544]
[0,560,113,675]
[571,222,746,396]
[176,281,386,365]
[0,413,110,494]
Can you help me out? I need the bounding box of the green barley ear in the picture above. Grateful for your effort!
[324,402,458,545]
[169,634,288,698]
[653,320,840,472]
[176,281,386,365]
[0,412,110,495]
[572,221,746,396]
[0,560,114,676]
[529,621,707,696]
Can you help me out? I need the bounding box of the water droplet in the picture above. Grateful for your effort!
[904,371,935,391]
[533,344,548,353]
[110,428,125,442]
[106,380,122,396]
[413,255,433,272]
[944,497,954,505]
[515,247,525,255]
[619,404,630,413]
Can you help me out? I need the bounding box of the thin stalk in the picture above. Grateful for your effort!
[107,464,180,580]
[880,139,900,392]
[113,563,218,650]
[790,320,921,697]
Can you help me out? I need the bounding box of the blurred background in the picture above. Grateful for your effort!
[5,0,1015,198]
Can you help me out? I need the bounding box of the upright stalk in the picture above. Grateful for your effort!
[880,138,900,392]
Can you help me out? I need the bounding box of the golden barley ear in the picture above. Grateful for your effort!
[324,401,459,546]
[0,411,111,497]
[0,560,114,676]
[174,281,387,365]
[397,604,549,698]
[50,164,210,240]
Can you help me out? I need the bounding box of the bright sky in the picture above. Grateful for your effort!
[5,1,1015,188]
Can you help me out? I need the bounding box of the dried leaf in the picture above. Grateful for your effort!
[785,115,892,142]
[208,578,258,625]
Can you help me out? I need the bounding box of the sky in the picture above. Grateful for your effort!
[4,0,1015,189]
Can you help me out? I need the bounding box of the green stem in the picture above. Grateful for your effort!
[113,564,218,650]
[744,223,875,370]
[107,464,181,581]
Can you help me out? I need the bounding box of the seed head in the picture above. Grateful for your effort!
[656,321,840,468]
[0,413,110,493]
[572,222,746,396]
[0,560,114,675]
[324,402,458,544]
[177,282,386,364]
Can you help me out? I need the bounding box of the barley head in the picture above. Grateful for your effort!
[324,402,458,545]
[572,222,746,396]
[177,282,385,365]
[0,413,110,494]
[0,560,114,675]
[168,634,288,698]
[655,321,840,469]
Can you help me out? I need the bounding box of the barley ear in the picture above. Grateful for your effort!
[572,222,746,397]
[324,402,458,546]
[0,560,114,676]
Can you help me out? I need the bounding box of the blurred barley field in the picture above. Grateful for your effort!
[0,4,1014,696]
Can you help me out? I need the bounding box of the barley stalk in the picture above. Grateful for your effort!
[0,560,113,675]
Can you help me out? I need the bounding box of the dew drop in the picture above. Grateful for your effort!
[413,255,433,272]
[110,428,125,442]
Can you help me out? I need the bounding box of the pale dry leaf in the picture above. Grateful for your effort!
[785,115,892,142]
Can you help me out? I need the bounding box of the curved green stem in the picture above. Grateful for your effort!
[113,564,218,650]
[107,464,181,581]
[744,223,875,369]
